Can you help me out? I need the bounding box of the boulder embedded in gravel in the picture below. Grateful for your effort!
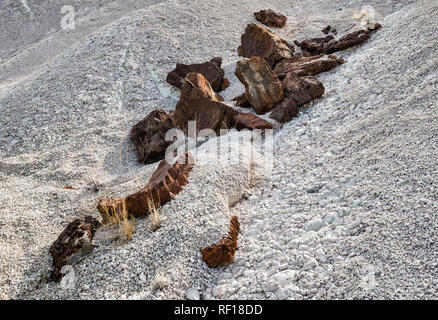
[97,152,195,219]
[235,56,284,114]
[166,57,230,92]
[49,216,101,281]
[233,112,273,131]
[273,54,340,79]
[269,98,299,123]
[237,23,294,68]
[174,73,234,134]
[201,216,240,267]
[254,9,287,28]
[130,109,174,164]
[282,72,325,106]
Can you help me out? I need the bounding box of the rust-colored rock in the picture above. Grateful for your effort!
[269,98,299,123]
[325,29,370,53]
[235,56,284,115]
[282,72,325,106]
[254,9,287,28]
[298,35,336,56]
[49,216,101,281]
[233,113,273,131]
[97,152,194,219]
[273,54,339,79]
[238,23,294,68]
[201,216,240,267]
[232,92,252,108]
[173,73,234,135]
[130,109,174,164]
[299,24,381,55]
[166,57,229,92]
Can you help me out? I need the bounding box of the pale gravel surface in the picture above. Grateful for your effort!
[1,0,436,300]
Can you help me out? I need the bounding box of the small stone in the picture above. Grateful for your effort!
[186,288,200,300]
[254,9,287,28]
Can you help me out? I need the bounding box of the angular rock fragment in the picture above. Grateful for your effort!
[325,29,370,53]
[49,216,101,281]
[201,216,240,267]
[173,73,234,135]
[233,113,273,131]
[282,72,325,106]
[298,23,381,55]
[232,92,252,108]
[269,98,299,123]
[235,56,284,114]
[166,57,229,92]
[298,35,336,56]
[97,152,194,219]
[273,54,339,79]
[130,109,174,164]
[238,23,294,68]
[254,9,287,28]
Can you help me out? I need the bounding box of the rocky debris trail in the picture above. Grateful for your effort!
[254,9,287,28]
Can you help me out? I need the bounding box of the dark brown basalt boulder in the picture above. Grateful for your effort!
[235,56,284,115]
[233,113,273,131]
[282,72,325,106]
[173,73,234,135]
[130,109,174,164]
[49,216,101,281]
[273,54,340,79]
[237,23,294,68]
[166,57,230,92]
[269,98,299,123]
[254,9,287,28]
[98,152,194,220]
[201,216,240,267]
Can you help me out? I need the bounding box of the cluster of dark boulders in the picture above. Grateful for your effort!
[49,9,382,278]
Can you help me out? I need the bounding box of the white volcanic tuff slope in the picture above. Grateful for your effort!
[0,0,432,300]
[207,0,438,299]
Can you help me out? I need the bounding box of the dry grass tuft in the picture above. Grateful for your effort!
[100,199,135,242]
[147,197,162,232]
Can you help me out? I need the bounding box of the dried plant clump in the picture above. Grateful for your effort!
[147,197,162,232]
[100,199,135,242]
